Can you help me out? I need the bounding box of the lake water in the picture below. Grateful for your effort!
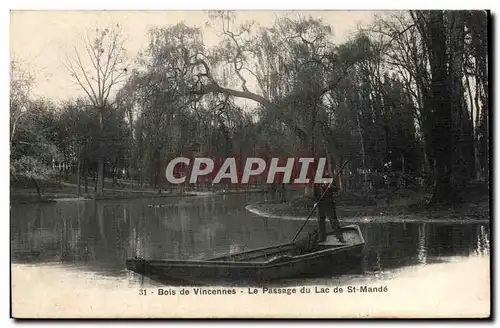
[10,193,490,286]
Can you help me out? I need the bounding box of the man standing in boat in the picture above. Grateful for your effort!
[315,173,346,243]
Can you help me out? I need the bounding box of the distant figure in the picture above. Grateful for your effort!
[315,173,345,243]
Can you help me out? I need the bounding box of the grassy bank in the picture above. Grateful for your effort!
[10,178,269,204]
[247,182,490,221]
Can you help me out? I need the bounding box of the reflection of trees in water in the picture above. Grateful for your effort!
[96,202,105,243]
[374,250,383,278]
[58,202,82,262]
[126,198,222,260]
[417,223,427,265]
[124,195,305,261]
[135,196,297,260]
[13,200,139,269]
[363,222,490,273]
[11,202,93,263]
[475,225,490,256]
[361,223,421,274]
[11,204,61,262]
[426,224,488,258]
[12,194,490,278]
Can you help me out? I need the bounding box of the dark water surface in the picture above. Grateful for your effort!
[10,193,490,285]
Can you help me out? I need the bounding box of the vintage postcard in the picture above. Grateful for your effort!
[10,9,491,319]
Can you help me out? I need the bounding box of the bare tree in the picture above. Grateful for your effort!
[64,24,128,195]
[10,59,34,144]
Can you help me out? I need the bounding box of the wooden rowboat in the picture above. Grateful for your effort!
[126,225,365,286]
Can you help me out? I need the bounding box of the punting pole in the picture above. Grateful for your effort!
[291,160,349,242]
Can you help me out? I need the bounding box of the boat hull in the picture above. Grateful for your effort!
[126,225,365,286]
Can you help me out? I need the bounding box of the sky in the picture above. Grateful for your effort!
[10,10,386,103]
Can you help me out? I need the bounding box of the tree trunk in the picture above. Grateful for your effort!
[479,86,489,182]
[112,163,117,186]
[32,178,42,201]
[84,160,88,193]
[310,102,317,156]
[76,145,81,195]
[97,159,104,195]
[356,111,368,189]
[426,11,453,205]
[447,11,470,195]
[96,109,105,196]
[465,75,481,180]
[64,155,69,180]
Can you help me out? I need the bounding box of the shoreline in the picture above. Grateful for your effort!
[10,188,269,205]
[245,184,491,222]
[245,203,490,224]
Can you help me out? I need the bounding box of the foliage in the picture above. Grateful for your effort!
[10,10,489,204]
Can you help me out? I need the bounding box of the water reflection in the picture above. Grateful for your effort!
[475,225,490,256]
[11,193,490,283]
[417,223,427,265]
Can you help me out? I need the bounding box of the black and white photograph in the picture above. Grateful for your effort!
[9,9,491,318]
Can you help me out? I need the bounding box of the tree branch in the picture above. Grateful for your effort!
[73,46,99,104]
